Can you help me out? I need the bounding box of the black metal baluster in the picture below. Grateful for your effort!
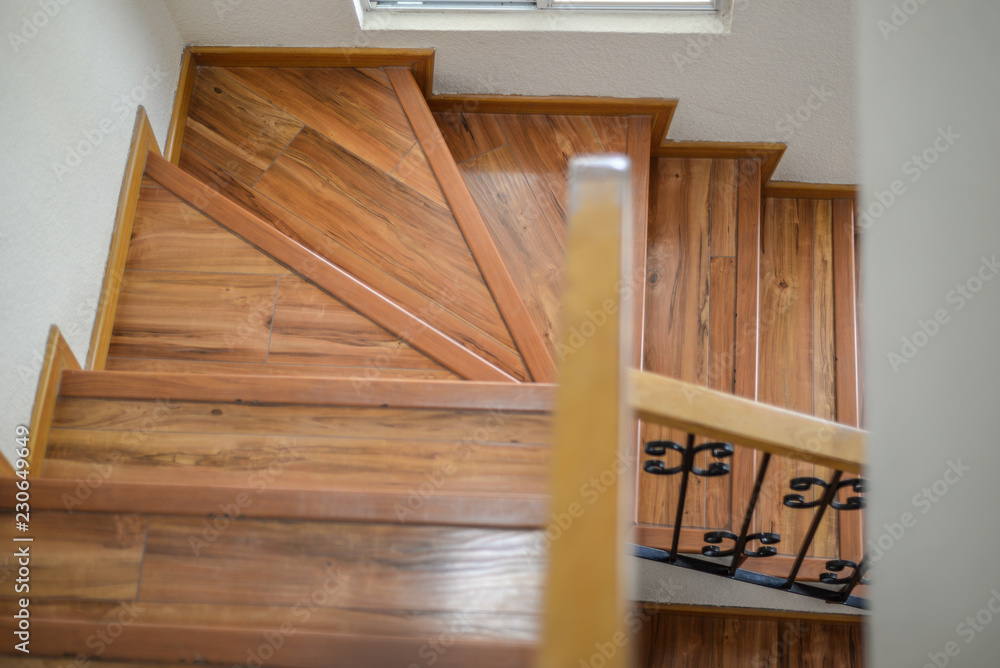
[728,452,772,577]
[836,555,868,602]
[668,433,697,564]
[782,470,843,588]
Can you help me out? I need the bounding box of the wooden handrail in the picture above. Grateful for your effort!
[630,368,866,474]
[538,156,633,668]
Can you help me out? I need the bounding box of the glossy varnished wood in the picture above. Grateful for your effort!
[764,181,859,200]
[493,112,603,243]
[147,153,518,381]
[268,276,444,370]
[176,146,525,379]
[126,184,291,274]
[427,94,676,149]
[731,159,762,547]
[139,518,543,613]
[833,198,863,563]
[164,47,195,164]
[52,398,551,444]
[219,65,415,176]
[58,370,555,411]
[252,128,525,378]
[0,599,534,667]
[653,142,786,191]
[88,107,162,370]
[389,67,556,382]
[0,511,146,599]
[435,111,507,164]
[459,145,563,351]
[710,159,739,257]
[189,46,436,97]
[27,325,80,475]
[46,428,549,495]
[183,66,304,185]
[637,607,865,668]
[105,357,457,380]
[641,158,712,528]
[109,269,279,363]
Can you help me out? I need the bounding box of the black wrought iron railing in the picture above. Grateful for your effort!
[633,430,869,609]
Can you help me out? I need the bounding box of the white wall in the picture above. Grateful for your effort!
[0,1,184,463]
[860,0,1000,665]
[162,0,858,184]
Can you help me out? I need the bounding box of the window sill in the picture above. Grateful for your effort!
[353,0,732,34]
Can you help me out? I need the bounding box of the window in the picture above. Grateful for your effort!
[362,0,717,10]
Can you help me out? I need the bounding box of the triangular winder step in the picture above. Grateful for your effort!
[177,64,539,380]
[109,180,458,380]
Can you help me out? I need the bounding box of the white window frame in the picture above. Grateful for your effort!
[353,0,730,34]
[361,0,717,10]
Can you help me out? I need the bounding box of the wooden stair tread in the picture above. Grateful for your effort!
[0,599,536,666]
[177,64,531,381]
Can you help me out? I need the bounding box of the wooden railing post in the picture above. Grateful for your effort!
[538,155,633,668]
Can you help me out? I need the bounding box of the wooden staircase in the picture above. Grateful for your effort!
[4,47,866,666]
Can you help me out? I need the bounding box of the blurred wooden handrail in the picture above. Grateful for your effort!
[631,368,866,474]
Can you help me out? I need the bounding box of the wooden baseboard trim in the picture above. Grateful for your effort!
[86,107,161,371]
[389,67,556,383]
[144,153,515,382]
[8,478,547,529]
[428,94,677,149]
[188,46,436,97]
[59,370,555,412]
[26,326,81,477]
[764,181,858,200]
[163,47,196,165]
[635,602,865,622]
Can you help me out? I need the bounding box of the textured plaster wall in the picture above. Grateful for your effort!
[162,0,858,184]
[0,1,184,463]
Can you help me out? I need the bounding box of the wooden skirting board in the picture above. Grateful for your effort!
[25,326,81,476]
[86,107,161,370]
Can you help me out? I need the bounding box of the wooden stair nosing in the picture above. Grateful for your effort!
[143,152,517,383]
[427,94,677,150]
[4,616,534,668]
[388,67,557,383]
[58,369,555,411]
[8,478,547,529]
